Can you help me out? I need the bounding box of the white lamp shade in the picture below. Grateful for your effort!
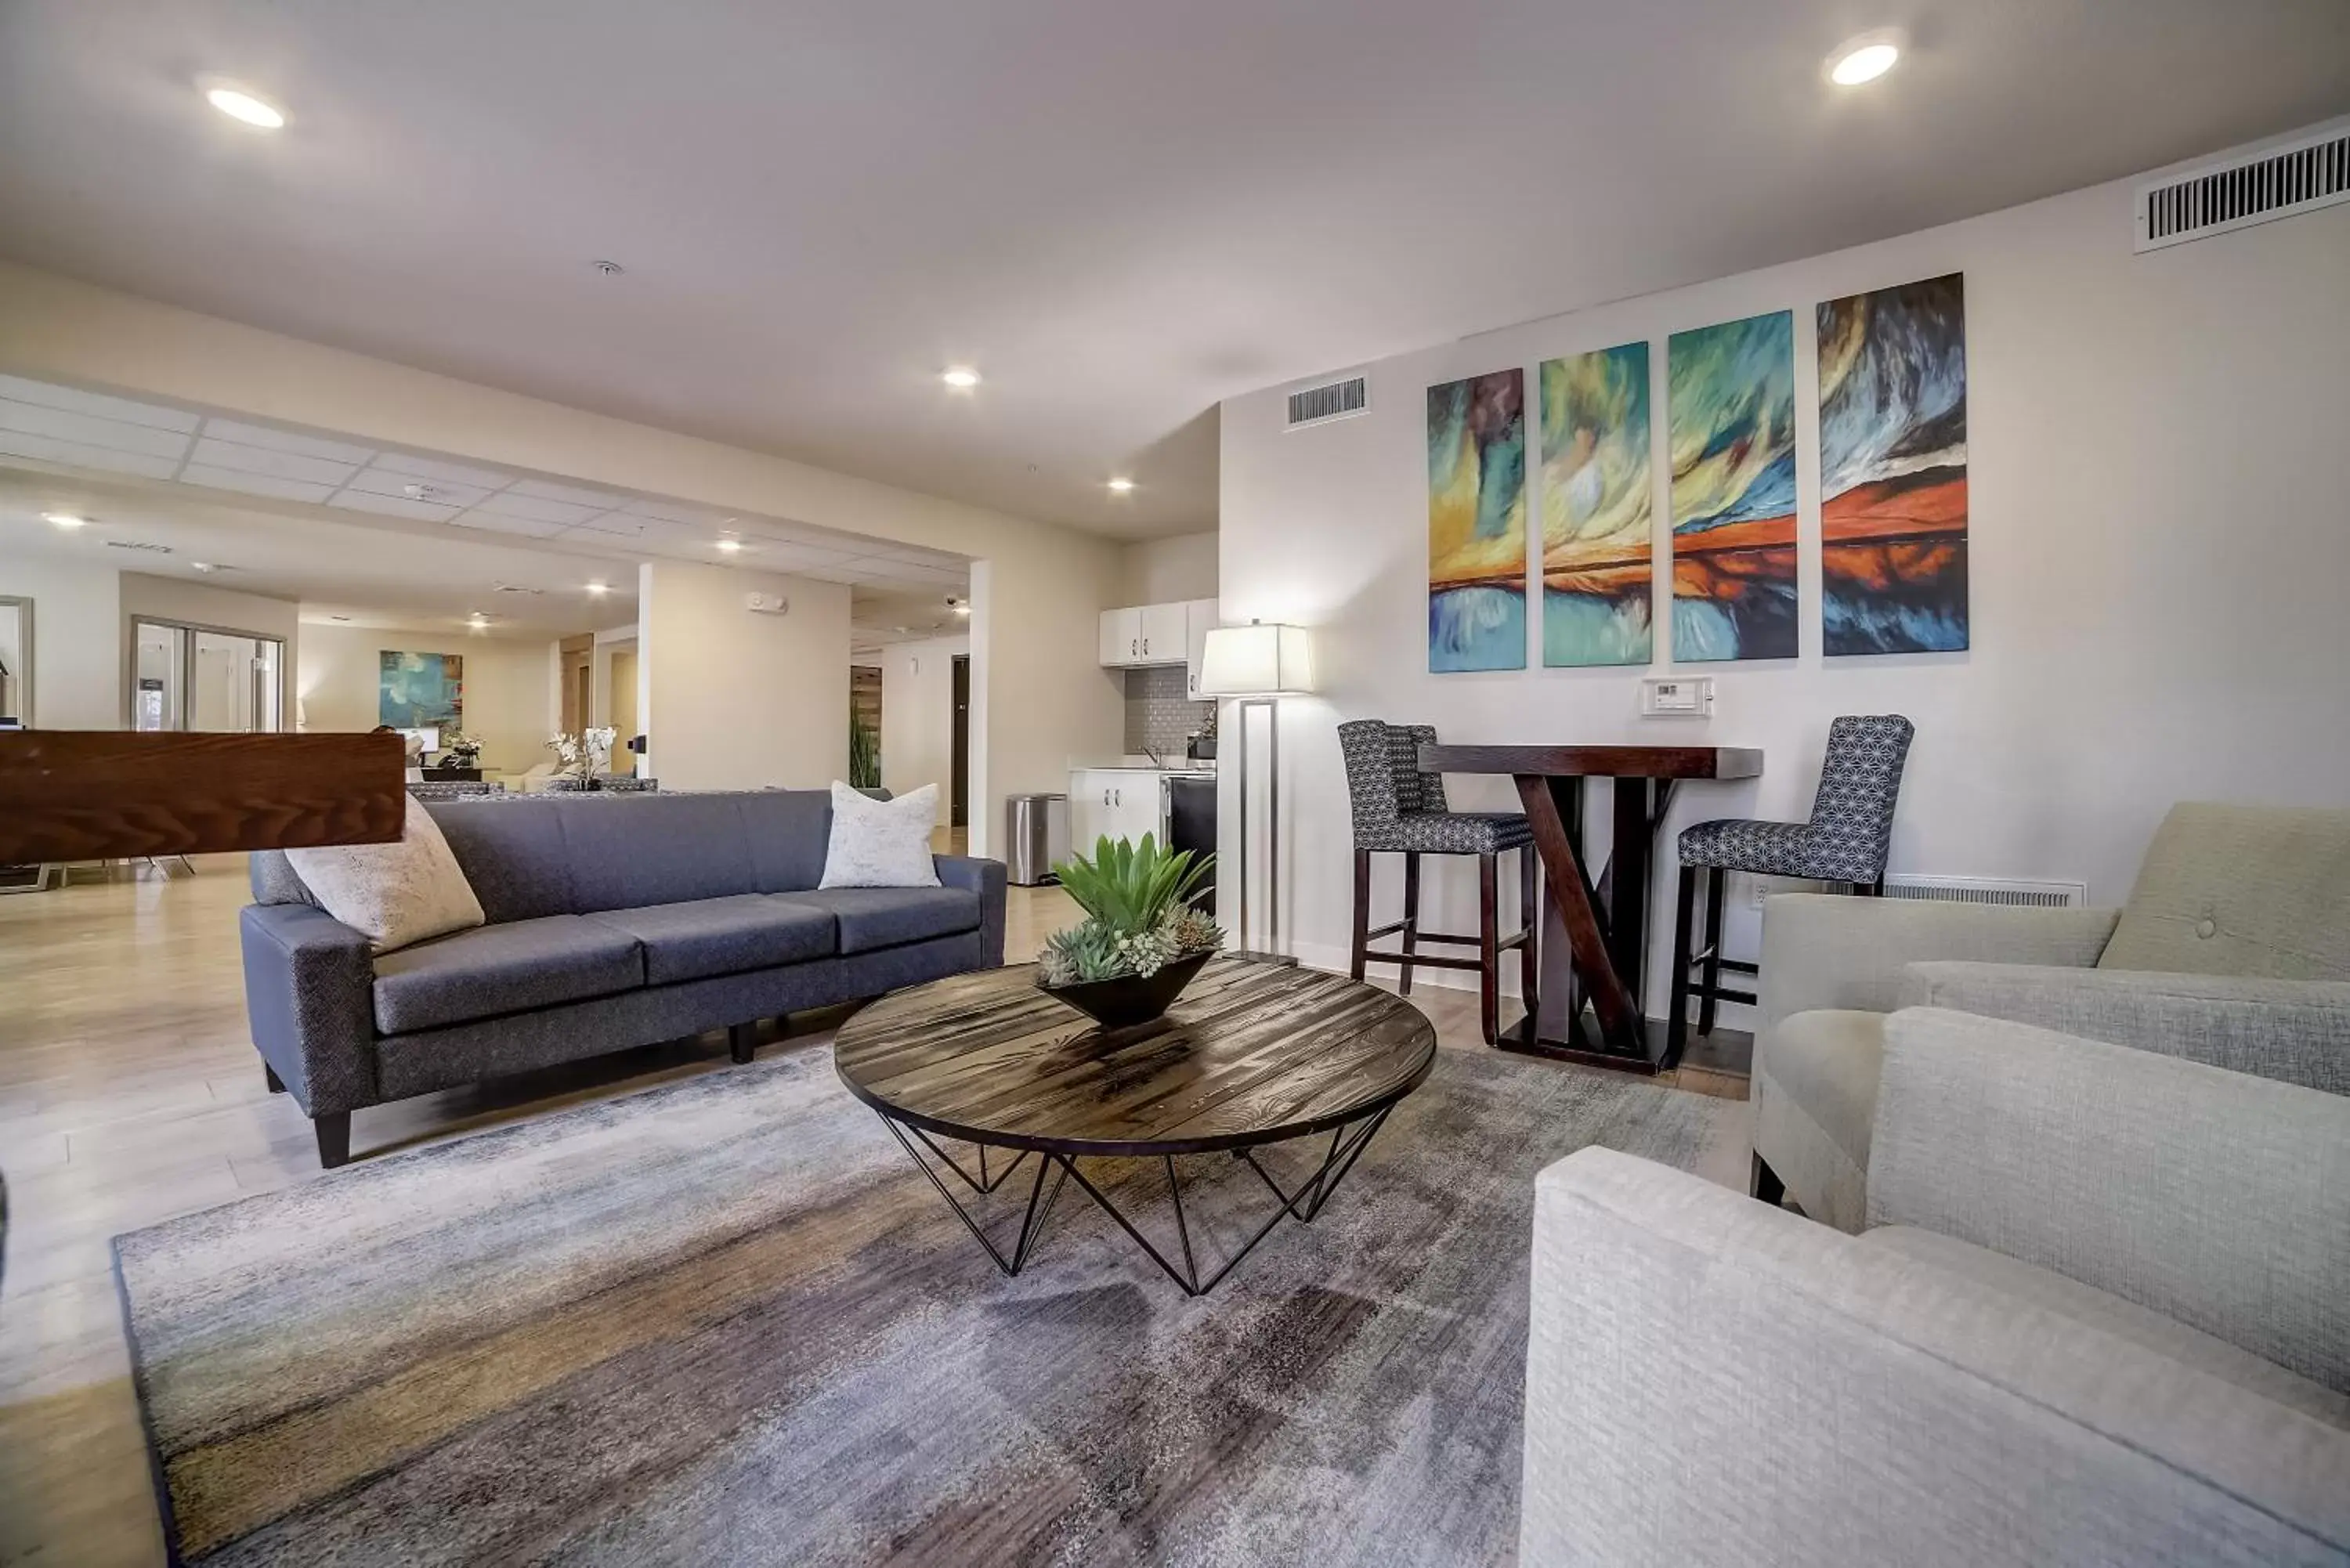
[1198,622,1314,697]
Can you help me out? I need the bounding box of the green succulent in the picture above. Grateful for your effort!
[1039,921,1129,986]
[1164,904,1225,957]
[1052,833,1213,937]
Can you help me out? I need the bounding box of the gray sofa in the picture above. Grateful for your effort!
[241,789,1005,1167]
[1754,801,2350,1229]
[1521,1008,2350,1566]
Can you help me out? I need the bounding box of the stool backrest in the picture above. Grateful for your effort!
[1338,720,1449,844]
[1805,714,1915,876]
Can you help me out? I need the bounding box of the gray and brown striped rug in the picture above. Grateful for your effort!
[116,1040,1740,1566]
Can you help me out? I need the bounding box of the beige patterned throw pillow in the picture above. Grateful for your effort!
[819,782,942,889]
[284,795,486,954]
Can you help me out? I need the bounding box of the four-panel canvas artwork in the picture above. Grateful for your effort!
[1426,271,1969,671]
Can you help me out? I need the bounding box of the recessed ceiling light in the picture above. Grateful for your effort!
[190,562,216,573]
[44,511,89,529]
[940,367,982,389]
[716,537,744,553]
[1825,30,1903,85]
[586,580,610,594]
[1107,477,1136,493]
[204,85,286,128]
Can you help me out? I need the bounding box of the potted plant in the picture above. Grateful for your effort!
[1036,833,1224,1028]
[439,729,483,768]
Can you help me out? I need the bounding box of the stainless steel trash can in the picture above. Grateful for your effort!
[1003,793,1070,886]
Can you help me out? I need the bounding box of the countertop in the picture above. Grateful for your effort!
[1071,759,1215,775]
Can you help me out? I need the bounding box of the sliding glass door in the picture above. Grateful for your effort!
[132,620,285,733]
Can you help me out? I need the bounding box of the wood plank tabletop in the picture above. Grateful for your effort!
[1418,742,1762,781]
[834,956,1437,1156]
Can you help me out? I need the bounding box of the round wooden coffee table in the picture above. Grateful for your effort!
[835,955,1437,1295]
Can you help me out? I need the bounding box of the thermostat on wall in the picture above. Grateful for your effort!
[744,592,790,616]
[1639,676,1714,718]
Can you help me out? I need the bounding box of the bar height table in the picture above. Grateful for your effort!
[1418,743,1762,1074]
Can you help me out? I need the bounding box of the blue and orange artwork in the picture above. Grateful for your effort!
[1667,311,1799,662]
[1428,369,1528,672]
[1817,273,1968,655]
[1540,342,1654,667]
[379,651,464,728]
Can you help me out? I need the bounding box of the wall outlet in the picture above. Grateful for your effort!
[744,592,790,616]
[1640,676,1713,717]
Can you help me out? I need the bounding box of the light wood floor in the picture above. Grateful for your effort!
[0,856,1746,1566]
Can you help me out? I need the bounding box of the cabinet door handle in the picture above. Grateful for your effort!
[1130,638,1138,656]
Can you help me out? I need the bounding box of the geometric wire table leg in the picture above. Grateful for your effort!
[877,1115,1067,1277]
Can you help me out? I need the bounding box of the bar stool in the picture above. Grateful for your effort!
[1340,720,1538,1045]
[1667,714,1915,1053]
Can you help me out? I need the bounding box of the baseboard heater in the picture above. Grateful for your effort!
[1879,874,2088,909]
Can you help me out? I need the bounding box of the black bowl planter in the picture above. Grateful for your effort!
[1039,949,1213,1030]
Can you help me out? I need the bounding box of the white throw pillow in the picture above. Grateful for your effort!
[284,794,487,954]
[819,782,942,889]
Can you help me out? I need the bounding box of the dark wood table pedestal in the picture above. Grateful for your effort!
[1419,744,1763,1075]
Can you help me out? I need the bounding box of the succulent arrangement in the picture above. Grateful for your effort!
[1038,833,1223,988]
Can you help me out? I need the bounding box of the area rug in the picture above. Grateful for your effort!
[116,1043,1741,1566]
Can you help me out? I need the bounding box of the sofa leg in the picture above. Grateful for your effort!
[314,1112,352,1170]
[264,1063,287,1093]
[728,1021,757,1065]
[1751,1151,1785,1207]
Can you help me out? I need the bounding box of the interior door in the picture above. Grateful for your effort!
[950,654,969,829]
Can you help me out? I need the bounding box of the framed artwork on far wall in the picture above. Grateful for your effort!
[379,651,464,729]
[1426,368,1528,672]
[1540,341,1654,667]
[1666,310,1799,662]
[1817,272,1969,655]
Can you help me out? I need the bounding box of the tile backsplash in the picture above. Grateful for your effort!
[1123,665,1213,755]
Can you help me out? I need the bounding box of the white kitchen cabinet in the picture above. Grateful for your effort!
[1069,769,1162,851]
[1098,607,1143,667]
[1182,598,1220,699]
[1138,602,1188,663]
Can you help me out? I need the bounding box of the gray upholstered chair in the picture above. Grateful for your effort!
[1520,1007,2350,1566]
[1753,801,2350,1230]
[1667,714,1914,1055]
[1338,719,1535,1044]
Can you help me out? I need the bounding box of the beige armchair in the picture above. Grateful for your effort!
[1753,802,2350,1230]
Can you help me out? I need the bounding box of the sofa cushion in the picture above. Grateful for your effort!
[772,887,981,955]
[584,895,837,985]
[740,789,841,894]
[555,794,764,913]
[2102,802,2350,979]
[372,914,644,1034]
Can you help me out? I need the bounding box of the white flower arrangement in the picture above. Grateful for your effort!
[548,726,618,782]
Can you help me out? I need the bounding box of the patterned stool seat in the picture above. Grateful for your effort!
[1677,714,1915,887]
[1678,818,1866,882]
[1367,811,1535,857]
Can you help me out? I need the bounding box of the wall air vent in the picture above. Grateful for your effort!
[2135,125,2350,252]
[1882,873,2088,909]
[1285,374,1369,429]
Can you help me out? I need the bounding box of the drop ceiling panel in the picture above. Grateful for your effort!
[509,479,630,508]
[187,436,363,487]
[338,467,494,508]
[468,490,604,526]
[616,497,731,527]
[365,452,513,489]
[201,418,377,466]
[0,399,195,461]
[0,427,183,479]
[330,490,461,522]
[452,511,569,538]
[0,374,200,433]
[177,463,341,503]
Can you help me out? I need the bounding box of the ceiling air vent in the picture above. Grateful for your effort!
[1285,374,1368,430]
[106,539,173,553]
[2135,125,2350,252]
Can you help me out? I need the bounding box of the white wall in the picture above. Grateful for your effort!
[877,634,969,824]
[0,555,118,728]
[298,623,554,775]
[638,560,851,791]
[1122,530,1219,604]
[0,262,1126,859]
[1217,151,2350,1014]
[120,573,299,728]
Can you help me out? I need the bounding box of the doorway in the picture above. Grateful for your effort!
[559,634,595,732]
[950,654,970,829]
[131,619,284,732]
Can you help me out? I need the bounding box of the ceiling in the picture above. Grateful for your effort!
[0,4,2345,542]
[0,371,967,639]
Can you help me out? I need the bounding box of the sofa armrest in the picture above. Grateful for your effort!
[239,902,379,1116]
[1899,963,2350,1092]
[1758,893,2118,1031]
[1521,1146,2350,1566]
[934,854,1007,967]
[1867,1007,2350,1395]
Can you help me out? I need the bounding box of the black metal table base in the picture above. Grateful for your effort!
[875,1108,1394,1296]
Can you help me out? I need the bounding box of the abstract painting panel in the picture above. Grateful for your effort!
[1539,342,1654,667]
[1428,369,1528,672]
[1666,311,1799,662]
[1817,273,1969,655]
[379,651,464,728]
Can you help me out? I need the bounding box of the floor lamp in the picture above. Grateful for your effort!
[1196,622,1314,958]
